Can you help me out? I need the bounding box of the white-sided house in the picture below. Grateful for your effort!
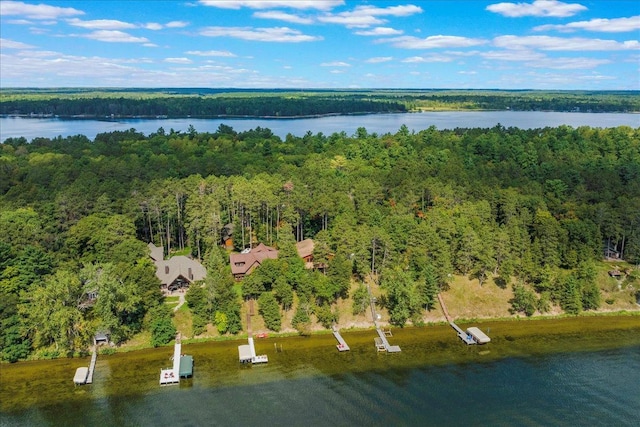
[148,243,207,292]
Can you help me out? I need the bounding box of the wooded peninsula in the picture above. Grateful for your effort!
[1,91,639,363]
[1,89,639,118]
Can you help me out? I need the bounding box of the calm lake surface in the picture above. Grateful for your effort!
[2,316,639,426]
[1,111,639,142]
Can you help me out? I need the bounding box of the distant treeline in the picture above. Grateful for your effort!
[0,95,406,118]
[1,89,638,117]
[404,92,640,113]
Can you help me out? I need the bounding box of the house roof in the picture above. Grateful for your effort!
[149,243,207,286]
[229,243,278,276]
[296,239,314,259]
[148,242,164,262]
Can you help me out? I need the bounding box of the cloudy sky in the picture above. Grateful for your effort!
[0,0,638,89]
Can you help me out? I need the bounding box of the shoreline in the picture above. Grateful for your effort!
[2,108,638,122]
[7,309,638,363]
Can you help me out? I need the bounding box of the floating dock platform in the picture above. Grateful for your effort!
[73,346,97,385]
[332,325,350,352]
[239,337,268,364]
[160,335,193,385]
[73,367,89,385]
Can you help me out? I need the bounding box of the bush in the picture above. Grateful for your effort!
[258,292,281,332]
[314,303,336,329]
[292,302,311,335]
[150,317,176,347]
[510,282,537,316]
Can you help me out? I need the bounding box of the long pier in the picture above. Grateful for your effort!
[367,282,401,353]
[437,293,490,345]
[86,346,97,384]
[332,325,350,351]
[238,300,268,364]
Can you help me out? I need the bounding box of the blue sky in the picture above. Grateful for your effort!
[1,0,638,89]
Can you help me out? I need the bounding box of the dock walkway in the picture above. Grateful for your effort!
[366,283,401,353]
[332,325,350,352]
[375,328,401,352]
[159,336,182,385]
[86,346,97,384]
[437,293,489,345]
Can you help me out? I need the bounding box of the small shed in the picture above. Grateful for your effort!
[94,331,110,345]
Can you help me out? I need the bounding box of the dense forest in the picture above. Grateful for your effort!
[1,122,639,362]
[1,89,638,118]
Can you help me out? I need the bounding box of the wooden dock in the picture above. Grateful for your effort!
[366,283,401,353]
[240,301,268,364]
[375,328,401,353]
[85,346,97,384]
[159,334,194,385]
[437,293,490,345]
[332,325,350,352]
[239,337,268,364]
[73,346,97,385]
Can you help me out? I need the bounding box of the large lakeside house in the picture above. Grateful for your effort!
[229,239,318,280]
[148,242,207,292]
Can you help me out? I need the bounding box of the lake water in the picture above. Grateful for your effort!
[1,111,639,142]
[2,317,639,426]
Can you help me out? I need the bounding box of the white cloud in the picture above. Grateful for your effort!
[350,4,423,17]
[459,70,477,75]
[355,27,403,36]
[526,57,611,69]
[494,35,640,51]
[6,19,33,25]
[67,18,189,31]
[198,1,343,10]
[164,57,193,64]
[402,55,454,63]
[166,21,189,28]
[66,18,137,30]
[321,61,351,67]
[253,11,313,24]
[0,38,35,49]
[482,50,545,61]
[145,23,163,31]
[82,30,150,43]
[382,35,487,49]
[534,15,640,33]
[486,0,587,18]
[366,56,393,63]
[186,50,236,57]
[200,26,321,42]
[318,14,384,27]
[319,4,422,28]
[0,1,84,20]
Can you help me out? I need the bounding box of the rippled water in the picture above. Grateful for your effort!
[1,317,639,426]
[1,111,639,142]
